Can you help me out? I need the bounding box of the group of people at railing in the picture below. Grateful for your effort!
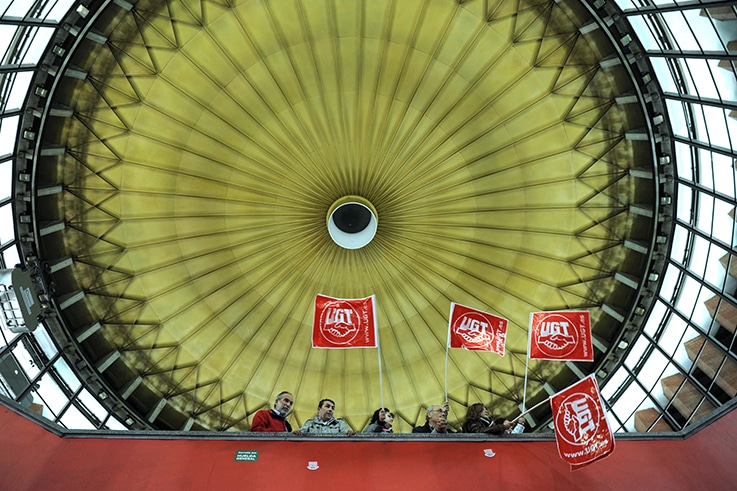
[250,391,525,435]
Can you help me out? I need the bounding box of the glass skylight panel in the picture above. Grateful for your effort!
[626,15,660,50]
[24,391,51,419]
[677,8,724,51]
[726,116,737,154]
[653,0,684,6]
[694,191,715,235]
[0,160,10,200]
[0,115,19,155]
[674,142,694,182]
[32,324,59,360]
[699,105,732,150]
[644,300,668,338]
[0,325,20,348]
[712,151,737,199]
[665,98,689,137]
[39,0,77,22]
[59,403,96,430]
[688,101,710,145]
[661,11,701,51]
[0,0,33,18]
[649,364,672,407]
[694,290,719,337]
[609,413,626,434]
[688,235,710,278]
[0,379,10,398]
[0,25,16,62]
[703,243,728,290]
[0,203,15,244]
[5,71,34,113]
[650,57,679,93]
[638,396,663,418]
[105,415,127,430]
[613,0,637,12]
[602,365,631,401]
[674,274,704,320]
[1,244,20,272]
[725,267,737,296]
[20,27,54,65]
[675,185,695,228]
[11,339,39,379]
[658,311,688,357]
[710,197,735,246]
[610,415,626,434]
[683,58,719,99]
[661,263,685,306]
[624,336,651,371]
[698,148,737,198]
[77,388,109,422]
[612,382,647,426]
[53,357,81,393]
[707,58,737,103]
[673,325,705,370]
[678,324,702,370]
[637,347,669,391]
[35,371,68,416]
[624,410,645,432]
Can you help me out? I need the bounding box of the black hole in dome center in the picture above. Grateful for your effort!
[333,204,371,234]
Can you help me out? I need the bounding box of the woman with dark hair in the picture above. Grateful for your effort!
[363,407,394,433]
[462,403,523,435]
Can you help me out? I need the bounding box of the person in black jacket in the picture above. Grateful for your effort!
[462,403,525,434]
[413,402,454,433]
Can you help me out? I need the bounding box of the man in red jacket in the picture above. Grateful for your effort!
[251,391,295,432]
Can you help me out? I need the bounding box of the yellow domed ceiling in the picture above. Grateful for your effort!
[35,0,656,431]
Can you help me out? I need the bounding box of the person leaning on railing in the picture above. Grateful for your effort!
[295,398,355,436]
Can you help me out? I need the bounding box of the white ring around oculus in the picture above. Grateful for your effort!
[327,198,378,249]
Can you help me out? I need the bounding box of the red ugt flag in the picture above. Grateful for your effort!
[550,375,614,469]
[529,310,593,361]
[448,303,508,356]
[312,294,377,348]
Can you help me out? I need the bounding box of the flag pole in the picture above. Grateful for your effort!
[377,341,384,411]
[444,344,449,403]
[522,313,533,411]
[517,395,549,420]
[445,305,453,403]
[445,304,455,403]
[522,356,530,411]
[372,295,384,411]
